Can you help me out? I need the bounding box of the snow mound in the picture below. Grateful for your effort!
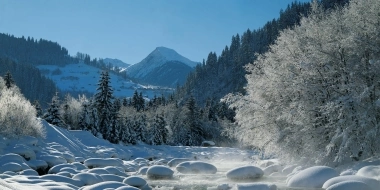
[263,164,282,176]
[99,174,125,182]
[286,166,338,188]
[146,165,174,179]
[281,165,298,175]
[138,166,149,175]
[0,162,23,173]
[176,161,217,174]
[167,158,190,167]
[72,173,104,186]
[78,181,135,190]
[226,166,264,181]
[38,155,67,167]
[40,174,85,187]
[48,163,77,174]
[87,168,110,175]
[325,181,372,190]
[123,176,147,188]
[235,183,277,190]
[322,175,379,190]
[19,169,39,176]
[356,165,380,180]
[84,158,124,168]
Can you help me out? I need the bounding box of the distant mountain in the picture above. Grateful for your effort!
[103,58,130,69]
[126,47,199,87]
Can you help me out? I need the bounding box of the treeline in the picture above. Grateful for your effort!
[177,0,348,105]
[42,71,236,146]
[0,33,72,66]
[0,58,57,107]
[228,0,380,165]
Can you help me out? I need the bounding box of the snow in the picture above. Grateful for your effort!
[322,175,379,190]
[325,181,372,190]
[146,165,174,179]
[356,165,380,180]
[37,63,172,98]
[286,166,339,188]
[176,161,217,174]
[2,120,380,189]
[226,166,264,181]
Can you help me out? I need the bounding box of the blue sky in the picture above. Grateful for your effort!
[0,0,310,64]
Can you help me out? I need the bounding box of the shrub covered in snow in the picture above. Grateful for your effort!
[0,78,45,138]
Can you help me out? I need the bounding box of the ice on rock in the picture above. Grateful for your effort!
[325,181,372,190]
[286,166,338,188]
[167,158,190,167]
[226,166,264,181]
[72,172,104,186]
[235,183,277,190]
[176,161,217,174]
[356,165,380,180]
[123,176,147,188]
[146,165,174,179]
[322,175,380,190]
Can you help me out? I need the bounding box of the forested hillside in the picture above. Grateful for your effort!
[177,0,348,105]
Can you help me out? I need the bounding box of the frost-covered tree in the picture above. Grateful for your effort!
[43,92,65,128]
[228,0,380,165]
[33,100,43,118]
[0,77,45,138]
[149,114,168,145]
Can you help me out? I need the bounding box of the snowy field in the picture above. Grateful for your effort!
[1,120,380,190]
[36,63,173,98]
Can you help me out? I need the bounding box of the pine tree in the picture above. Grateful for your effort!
[94,71,115,141]
[4,71,14,89]
[43,92,65,128]
[185,96,204,146]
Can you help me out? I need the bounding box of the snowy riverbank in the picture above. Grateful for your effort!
[0,120,379,190]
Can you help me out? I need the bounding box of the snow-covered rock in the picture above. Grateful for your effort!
[19,169,39,176]
[235,183,277,190]
[0,162,23,173]
[40,174,85,187]
[138,166,149,175]
[78,181,137,190]
[176,161,217,174]
[100,174,126,182]
[322,175,379,190]
[167,158,190,167]
[123,176,147,188]
[27,159,48,171]
[7,144,36,160]
[48,163,77,174]
[38,155,67,167]
[325,181,372,190]
[84,158,123,168]
[226,166,264,181]
[286,166,339,188]
[356,165,380,180]
[104,166,128,177]
[146,165,174,179]
[87,168,110,175]
[263,164,282,176]
[281,165,298,175]
[72,172,104,186]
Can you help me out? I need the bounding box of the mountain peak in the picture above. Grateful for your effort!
[148,46,198,68]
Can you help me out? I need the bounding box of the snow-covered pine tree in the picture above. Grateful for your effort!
[132,114,147,143]
[43,92,65,128]
[94,71,115,141]
[185,96,204,146]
